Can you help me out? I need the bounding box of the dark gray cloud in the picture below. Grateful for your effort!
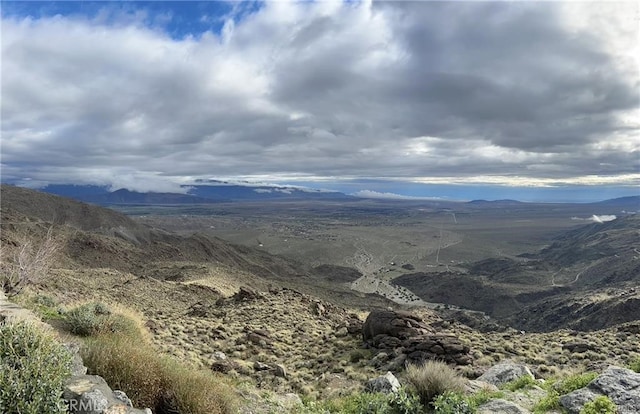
[1,1,638,192]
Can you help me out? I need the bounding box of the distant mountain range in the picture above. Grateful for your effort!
[39,182,354,205]
[18,183,640,208]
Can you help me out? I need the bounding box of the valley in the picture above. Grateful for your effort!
[129,198,639,328]
[1,185,639,413]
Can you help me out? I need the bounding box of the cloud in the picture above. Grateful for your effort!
[353,190,443,201]
[571,215,618,223]
[1,1,638,191]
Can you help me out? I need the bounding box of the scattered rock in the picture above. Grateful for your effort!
[211,359,239,374]
[212,351,227,360]
[477,399,531,414]
[365,371,401,394]
[274,364,287,378]
[559,366,640,414]
[254,361,271,371]
[311,301,326,317]
[233,286,262,302]
[477,361,534,387]
[64,342,88,376]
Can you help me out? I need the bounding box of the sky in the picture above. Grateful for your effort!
[1,0,639,202]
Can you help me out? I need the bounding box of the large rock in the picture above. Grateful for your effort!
[362,309,471,367]
[363,310,430,341]
[477,399,530,414]
[365,371,401,394]
[64,375,151,414]
[477,361,534,387]
[559,366,640,414]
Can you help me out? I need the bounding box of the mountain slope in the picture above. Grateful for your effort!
[394,214,640,331]
[0,185,388,310]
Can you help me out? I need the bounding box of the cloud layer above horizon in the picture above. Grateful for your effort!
[2,1,639,193]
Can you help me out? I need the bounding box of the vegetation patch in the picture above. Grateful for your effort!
[404,360,466,406]
[0,321,72,414]
[79,309,237,414]
[580,396,617,414]
[299,388,424,414]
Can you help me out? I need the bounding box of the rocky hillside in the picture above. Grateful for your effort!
[394,214,639,331]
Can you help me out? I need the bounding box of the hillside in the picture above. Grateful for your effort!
[394,214,640,331]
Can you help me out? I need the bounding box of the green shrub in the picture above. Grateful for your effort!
[66,302,106,335]
[0,321,72,414]
[405,360,466,405]
[628,357,640,373]
[467,389,503,408]
[298,389,423,414]
[503,375,537,392]
[533,372,598,413]
[65,302,137,337]
[580,396,617,414]
[388,388,424,414]
[532,390,560,414]
[432,392,474,414]
[552,372,597,395]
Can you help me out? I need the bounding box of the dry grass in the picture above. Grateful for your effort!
[404,360,466,405]
[80,309,237,414]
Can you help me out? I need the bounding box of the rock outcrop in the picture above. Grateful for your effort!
[362,310,472,367]
[559,366,640,414]
[363,310,431,341]
[64,375,151,414]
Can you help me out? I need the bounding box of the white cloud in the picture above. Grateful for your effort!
[1,1,638,191]
[353,190,443,200]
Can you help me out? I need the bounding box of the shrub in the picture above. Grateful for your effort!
[65,302,138,337]
[533,372,598,413]
[467,389,503,409]
[0,226,60,296]
[388,388,424,414]
[81,310,236,414]
[432,392,474,414]
[580,396,617,414]
[628,357,640,373]
[503,375,537,392]
[0,321,72,414]
[298,388,423,414]
[405,360,466,405]
[552,372,597,395]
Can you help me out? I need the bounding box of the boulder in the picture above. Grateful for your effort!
[477,362,534,387]
[365,371,401,394]
[362,310,430,342]
[477,399,530,414]
[559,366,640,414]
[64,375,151,414]
[274,364,287,378]
[362,309,471,367]
[233,286,262,302]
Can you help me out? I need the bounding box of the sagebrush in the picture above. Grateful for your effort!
[0,321,72,414]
